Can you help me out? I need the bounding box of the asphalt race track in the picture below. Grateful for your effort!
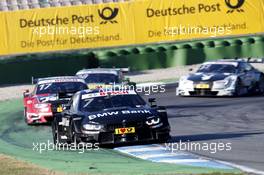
[0,99,238,174]
[146,85,264,172]
[1,84,263,174]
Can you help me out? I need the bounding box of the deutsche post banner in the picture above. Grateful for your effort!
[0,0,263,55]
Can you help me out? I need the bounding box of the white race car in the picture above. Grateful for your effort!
[177,59,264,96]
[76,68,136,90]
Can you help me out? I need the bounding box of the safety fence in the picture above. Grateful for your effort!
[0,35,263,85]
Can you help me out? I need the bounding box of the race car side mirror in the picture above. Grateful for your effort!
[148,98,157,107]
[23,89,30,97]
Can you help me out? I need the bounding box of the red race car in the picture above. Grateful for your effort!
[23,76,88,125]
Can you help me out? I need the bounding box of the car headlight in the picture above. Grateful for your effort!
[34,103,49,109]
[83,123,102,130]
[146,117,160,126]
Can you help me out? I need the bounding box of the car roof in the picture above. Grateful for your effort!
[76,68,120,75]
[37,76,85,84]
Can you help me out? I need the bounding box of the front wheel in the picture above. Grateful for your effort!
[24,107,29,125]
[52,118,62,145]
[70,123,81,147]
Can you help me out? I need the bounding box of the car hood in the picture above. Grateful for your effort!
[187,73,234,82]
[82,107,157,125]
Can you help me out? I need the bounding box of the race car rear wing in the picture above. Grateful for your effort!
[31,76,84,84]
[119,68,130,73]
[111,67,130,73]
[234,57,264,63]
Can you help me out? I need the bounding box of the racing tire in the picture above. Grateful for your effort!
[234,79,248,96]
[256,74,264,95]
[158,133,171,143]
[70,123,81,148]
[24,107,30,125]
[52,117,62,145]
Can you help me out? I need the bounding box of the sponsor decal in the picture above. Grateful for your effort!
[98,7,119,24]
[225,0,245,13]
[19,15,95,28]
[81,90,136,99]
[39,78,85,84]
[115,127,135,134]
[0,0,262,56]
[38,95,58,102]
[88,109,152,120]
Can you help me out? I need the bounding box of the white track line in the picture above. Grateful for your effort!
[216,160,264,175]
[137,152,188,159]
[158,159,209,163]
[117,144,264,174]
[118,146,163,153]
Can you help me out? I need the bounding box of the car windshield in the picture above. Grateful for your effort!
[80,94,146,112]
[197,64,236,73]
[84,73,119,84]
[36,82,87,94]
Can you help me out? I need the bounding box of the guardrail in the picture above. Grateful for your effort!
[0,35,263,85]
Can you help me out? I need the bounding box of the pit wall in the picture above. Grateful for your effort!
[0,35,263,85]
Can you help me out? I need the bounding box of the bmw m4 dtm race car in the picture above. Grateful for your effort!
[76,68,136,90]
[177,59,264,96]
[23,76,88,125]
[52,88,170,145]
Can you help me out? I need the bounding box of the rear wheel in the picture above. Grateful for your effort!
[234,79,248,96]
[256,74,264,95]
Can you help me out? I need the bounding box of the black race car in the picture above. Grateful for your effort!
[52,89,170,145]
